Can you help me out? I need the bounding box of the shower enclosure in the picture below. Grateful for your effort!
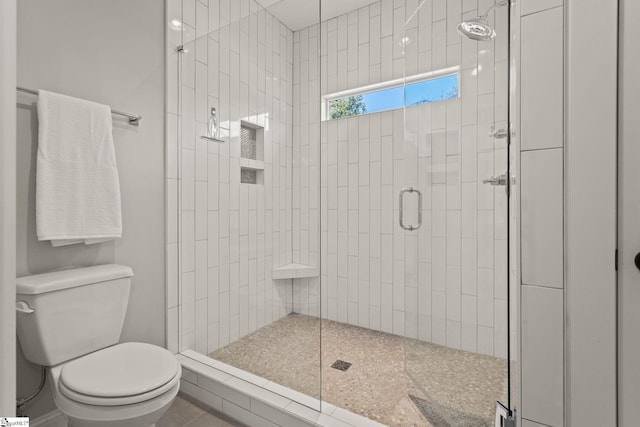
[168,0,513,425]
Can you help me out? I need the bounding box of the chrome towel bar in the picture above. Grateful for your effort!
[17,86,143,126]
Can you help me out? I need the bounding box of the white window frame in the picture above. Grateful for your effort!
[321,66,460,121]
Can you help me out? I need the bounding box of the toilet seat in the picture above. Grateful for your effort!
[59,342,180,407]
[49,359,181,427]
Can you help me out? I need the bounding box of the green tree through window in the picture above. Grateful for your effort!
[329,95,367,119]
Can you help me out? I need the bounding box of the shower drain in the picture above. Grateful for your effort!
[331,360,352,371]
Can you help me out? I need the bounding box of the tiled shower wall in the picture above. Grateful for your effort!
[292,0,509,358]
[166,0,295,355]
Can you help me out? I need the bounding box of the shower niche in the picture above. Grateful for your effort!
[239,121,264,185]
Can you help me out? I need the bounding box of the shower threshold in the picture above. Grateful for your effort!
[178,350,385,427]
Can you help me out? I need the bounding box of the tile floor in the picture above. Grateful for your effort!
[158,394,246,427]
[211,314,508,427]
[34,394,245,427]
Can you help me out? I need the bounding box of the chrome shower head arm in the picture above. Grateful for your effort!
[478,0,510,19]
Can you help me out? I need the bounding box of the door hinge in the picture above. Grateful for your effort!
[615,249,618,271]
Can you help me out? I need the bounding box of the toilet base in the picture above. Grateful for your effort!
[62,404,169,427]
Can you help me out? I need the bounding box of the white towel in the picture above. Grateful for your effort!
[36,90,122,245]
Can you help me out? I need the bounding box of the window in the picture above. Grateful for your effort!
[324,70,459,120]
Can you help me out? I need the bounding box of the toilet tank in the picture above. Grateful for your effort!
[16,264,134,366]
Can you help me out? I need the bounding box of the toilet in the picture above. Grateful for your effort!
[15,264,181,427]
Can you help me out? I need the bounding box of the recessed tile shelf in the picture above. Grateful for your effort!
[239,158,265,171]
[240,159,264,185]
[240,122,264,185]
[272,263,320,280]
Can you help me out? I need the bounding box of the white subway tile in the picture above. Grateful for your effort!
[521,7,563,150]
[195,240,208,299]
[521,149,563,288]
[461,294,477,352]
[522,285,564,426]
[521,0,563,16]
[477,325,494,356]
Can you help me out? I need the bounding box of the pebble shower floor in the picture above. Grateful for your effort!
[211,314,508,427]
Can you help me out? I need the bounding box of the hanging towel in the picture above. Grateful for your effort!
[36,90,122,246]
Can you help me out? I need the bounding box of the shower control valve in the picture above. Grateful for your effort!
[489,126,509,139]
[483,173,508,186]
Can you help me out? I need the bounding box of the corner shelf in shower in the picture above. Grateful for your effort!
[272,263,319,280]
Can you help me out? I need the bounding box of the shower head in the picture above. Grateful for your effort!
[457,0,508,41]
[457,17,496,41]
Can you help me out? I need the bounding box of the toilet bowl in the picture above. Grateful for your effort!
[49,342,181,427]
[49,343,181,427]
[15,265,181,427]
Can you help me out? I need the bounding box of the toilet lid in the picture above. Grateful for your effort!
[60,342,179,399]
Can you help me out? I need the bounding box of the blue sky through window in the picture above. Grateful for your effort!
[360,86,404,114]
[405,74,459,106]
[328,73,459,119]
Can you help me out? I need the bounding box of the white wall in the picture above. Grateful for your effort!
[292,0,509,358]
[518,1,565,425]
[518,0,618,425]
[0,0,16,416]
[618,1,640,424]
[168,0,296,356]
[16,0,165,418]
[565,0,617,425]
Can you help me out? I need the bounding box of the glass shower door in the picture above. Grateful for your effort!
[174,0,322,408]
[401,1,512,426]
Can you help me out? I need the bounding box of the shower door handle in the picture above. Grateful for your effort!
[399,187,422,231]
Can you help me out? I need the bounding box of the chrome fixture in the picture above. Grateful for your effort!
[399,187,423,231]
[17,86,142,126]
[457,0,509,41]
[483,173,508,186]
[208,107,218,139]
[484,172,510,196]
[201,108,225,143]
[489,125,509,139]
